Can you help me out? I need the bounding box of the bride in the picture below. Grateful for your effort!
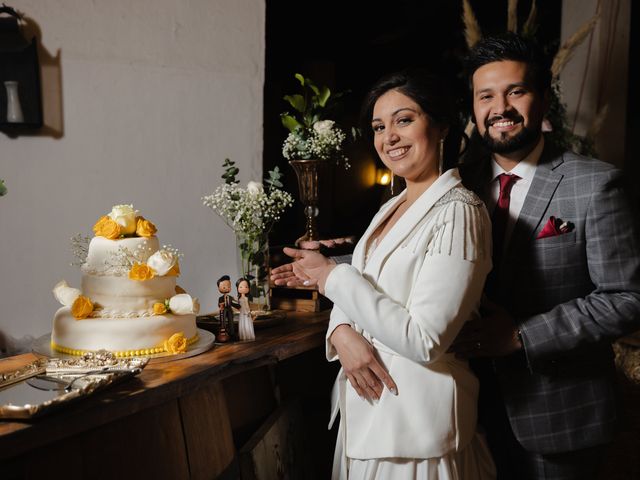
[273,70,495,479]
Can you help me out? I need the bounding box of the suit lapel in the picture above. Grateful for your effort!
[361,169,462,278]
[500,147,564,288]
[351,191,407,272]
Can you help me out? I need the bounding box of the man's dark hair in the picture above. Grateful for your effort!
[217,275,231,286]
[465,33,552,94]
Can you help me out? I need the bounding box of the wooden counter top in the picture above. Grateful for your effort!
[0,310,330,477]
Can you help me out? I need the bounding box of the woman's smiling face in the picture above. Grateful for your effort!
[371,89,442,184]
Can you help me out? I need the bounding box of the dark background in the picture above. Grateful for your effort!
[264,0,564,250]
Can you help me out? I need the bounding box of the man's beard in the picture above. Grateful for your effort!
[481,119,540,154]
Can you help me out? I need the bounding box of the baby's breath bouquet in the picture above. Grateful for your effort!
[202,159,294,308]
[281,73,353,168]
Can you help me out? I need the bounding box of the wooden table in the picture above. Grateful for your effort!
[0,311,331,480]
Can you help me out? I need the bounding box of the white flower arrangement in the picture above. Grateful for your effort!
[202,159,293,240]
[280,74,354,168]
[202,159,293,297]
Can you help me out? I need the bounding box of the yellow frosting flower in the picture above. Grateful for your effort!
[136,216,157,237]
[175,285,186,294]
[93,215,121,239]
[164,332,187,354]
[71,295,94,319]
[129,263,156,281]
[166,261,181,276]
[153,302,167,315]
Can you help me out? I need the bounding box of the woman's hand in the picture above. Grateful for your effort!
[270,247,336,293]
[330,324,398,400]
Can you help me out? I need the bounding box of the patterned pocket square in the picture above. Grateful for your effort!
[537,216,574,239]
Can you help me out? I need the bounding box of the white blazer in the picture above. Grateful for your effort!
[324,169,492,460]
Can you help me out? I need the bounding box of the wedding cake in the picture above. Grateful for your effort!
[51,205,200,356]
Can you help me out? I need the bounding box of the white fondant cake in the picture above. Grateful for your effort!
[51,205,199,356]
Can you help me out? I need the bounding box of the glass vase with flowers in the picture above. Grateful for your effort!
[202,159,294,310]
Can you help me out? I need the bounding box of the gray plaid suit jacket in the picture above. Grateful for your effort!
[484,144,640,454]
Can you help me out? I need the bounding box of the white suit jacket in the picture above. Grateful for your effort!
[324,169,492,460]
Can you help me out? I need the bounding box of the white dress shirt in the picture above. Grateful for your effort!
[487,136,544,249]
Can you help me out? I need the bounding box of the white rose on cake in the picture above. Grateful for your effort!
[169,293,199,315]
[52,280,81,306]
[147,250,177,276]
[108,204,138,235]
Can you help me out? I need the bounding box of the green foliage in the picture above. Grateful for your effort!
[221,158,239,185]
[0,179,6,196]
[280,73,336,133]
[265,166,284,189]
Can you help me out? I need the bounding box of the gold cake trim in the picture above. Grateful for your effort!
[51,333,200,358]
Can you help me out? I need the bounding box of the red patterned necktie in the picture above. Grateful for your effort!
[492,173,520,267]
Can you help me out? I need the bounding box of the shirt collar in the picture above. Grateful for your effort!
[490,136,544,183]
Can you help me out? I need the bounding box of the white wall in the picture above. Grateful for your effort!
[560,0,630,167]
[0,0,265,352]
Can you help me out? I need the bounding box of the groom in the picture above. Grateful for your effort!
[448,33,640,479]
[271,33,640,479]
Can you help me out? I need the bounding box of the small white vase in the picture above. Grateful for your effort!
[4,81,24,123]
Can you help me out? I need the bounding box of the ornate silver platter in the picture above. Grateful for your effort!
[0,352,148,420]
[31,328,215,364]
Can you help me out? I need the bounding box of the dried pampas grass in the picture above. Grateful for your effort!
[551,14,600,78]
[522,0,537,37]
[508,0,519,33]
[462,0,482,48]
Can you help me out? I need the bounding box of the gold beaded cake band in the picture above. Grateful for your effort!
[50,333,199,358]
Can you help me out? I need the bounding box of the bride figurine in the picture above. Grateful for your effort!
[236,277,255,341]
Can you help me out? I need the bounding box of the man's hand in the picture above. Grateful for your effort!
[449,297,522,359]
[330,324,398,400]
[270,247,336,293]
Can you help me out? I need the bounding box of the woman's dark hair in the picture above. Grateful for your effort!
[464,33,552,94]
[236,277,252,300]
[360,69,466,171]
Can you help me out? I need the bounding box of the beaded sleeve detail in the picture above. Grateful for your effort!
[434,186,483,207]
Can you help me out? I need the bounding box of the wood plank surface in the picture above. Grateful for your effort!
[0,311,329,461]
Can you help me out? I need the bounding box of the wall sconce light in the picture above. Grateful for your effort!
[376,168,391,186]
[0,4,43,131]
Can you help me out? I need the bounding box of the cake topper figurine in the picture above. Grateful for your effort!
[236,277,256,341]
[217,275,238,342]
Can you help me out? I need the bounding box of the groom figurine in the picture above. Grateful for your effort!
[217,275,239,341]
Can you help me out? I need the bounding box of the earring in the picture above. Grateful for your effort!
[438,138,444,176]
[390,173,395,195]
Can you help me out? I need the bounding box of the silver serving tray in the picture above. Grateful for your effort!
[32,328,215,364]
[0,352,148,420]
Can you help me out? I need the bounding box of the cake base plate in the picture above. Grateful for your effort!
[32,329,215,364]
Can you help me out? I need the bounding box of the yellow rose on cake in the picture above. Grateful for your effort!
[129,263,156,281]
[164,332,187,354]
[93,216,121,239]
[136,216,157,237]
[71,295,94,319]
[153,302,168,315]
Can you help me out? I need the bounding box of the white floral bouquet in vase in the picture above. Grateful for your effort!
[280,73,356,244]
[202,159,294,310]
